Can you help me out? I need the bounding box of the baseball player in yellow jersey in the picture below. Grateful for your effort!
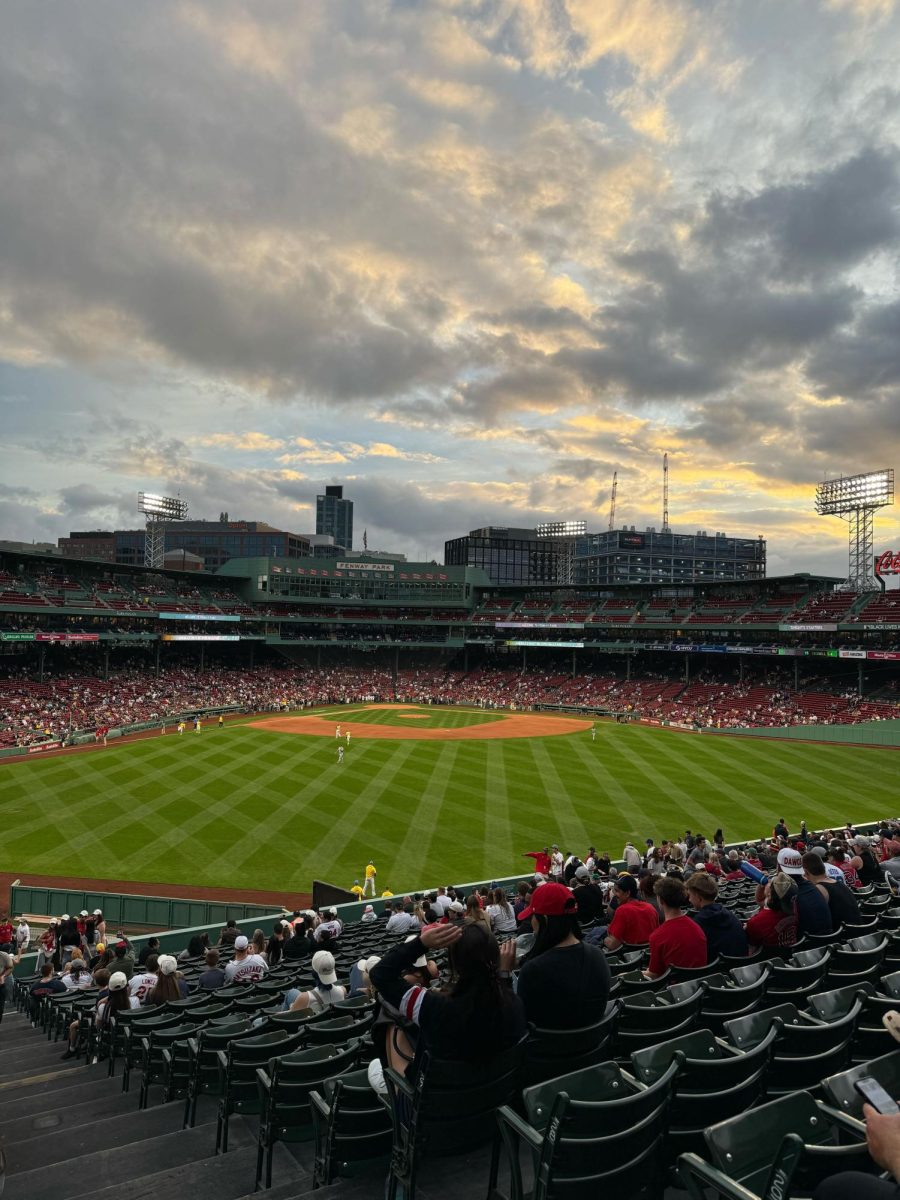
[363,860,377,897]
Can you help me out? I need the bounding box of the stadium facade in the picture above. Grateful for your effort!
[3,544,900,696]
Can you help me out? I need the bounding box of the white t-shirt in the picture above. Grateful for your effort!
[486,904,517,934]
[550,852,564,877]
[432,895,452,915]
[224,954,268,983]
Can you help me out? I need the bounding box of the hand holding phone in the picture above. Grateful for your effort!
[855,1076,900,1115]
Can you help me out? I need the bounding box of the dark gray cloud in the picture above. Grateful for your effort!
[698,148,900,280]
[555,249,856,401]
[806,297,900,400]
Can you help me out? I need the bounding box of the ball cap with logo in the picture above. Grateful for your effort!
[519,881,578,921]
[777,847,804,877]
[311,950,337,985]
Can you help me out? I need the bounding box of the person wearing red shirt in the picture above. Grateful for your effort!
[603,875,660,951]
[0,915,14,954]
[524,848,552,877]
[744,874,798,948]
[644,877,707,978]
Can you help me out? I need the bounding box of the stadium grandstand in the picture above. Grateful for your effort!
[6,545,900,1199]
[2,545,900,750]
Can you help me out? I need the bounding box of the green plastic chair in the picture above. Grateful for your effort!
[215,1028,307,1152]
[524,1001,620,1086]
[678,1090,878,1199]
[310,1066,393,1188]
[182,1018,255,1128]
[822,1047,900,1120]
[384,1040,526,1200]
[134,1022,196,1109]
[495,1057,681,1200]
[631,1025,777,1162]
[255,1040,363,1187]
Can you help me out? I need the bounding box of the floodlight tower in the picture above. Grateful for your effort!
[815,469,894,590]
[138,492,188,569]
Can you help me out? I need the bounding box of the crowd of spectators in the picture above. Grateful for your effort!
[3,656,900,748]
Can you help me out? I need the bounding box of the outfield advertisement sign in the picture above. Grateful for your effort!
[868,651,900,660]
[505,640,584,649]
[839,649,867,659]
[161,634,241,642]
[496,622,585,630]
[779,623,839,632]
[35,633,99,643]
[0,632,35,642]
[158,612,240,622]
[27,741,62,753]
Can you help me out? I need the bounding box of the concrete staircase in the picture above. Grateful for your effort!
[0,1010,373,1200]
[0,1009,524,1200]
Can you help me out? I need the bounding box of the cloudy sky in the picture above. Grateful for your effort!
[2,0,900,574]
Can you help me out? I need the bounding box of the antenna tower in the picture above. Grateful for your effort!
[662,453,670,533]
[608,471,618,531]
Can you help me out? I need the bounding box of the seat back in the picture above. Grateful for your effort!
[822,1048,900,1118]
[524,1058,679,1137]
[520,1059,679,1190]
[704,1090,870,1196]
[524,1002,619,1085]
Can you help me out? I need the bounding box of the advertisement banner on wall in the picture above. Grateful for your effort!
[838,649,867,659]
[161,635,241,642]
[35,633,100,643]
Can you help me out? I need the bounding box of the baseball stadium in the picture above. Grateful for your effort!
[3,543,900,1200]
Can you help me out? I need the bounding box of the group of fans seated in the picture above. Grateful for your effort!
[10,815,900,1197]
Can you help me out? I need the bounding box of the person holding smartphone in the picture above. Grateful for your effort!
[813,1097,900,1198]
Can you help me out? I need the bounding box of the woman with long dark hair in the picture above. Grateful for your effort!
[500,881,610,1029]
[369,923,526,1091]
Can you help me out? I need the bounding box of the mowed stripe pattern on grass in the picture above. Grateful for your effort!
[0,713,895,896]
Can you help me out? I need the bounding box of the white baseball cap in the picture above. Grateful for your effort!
[157,955,178,976]
[108,972,128,992]
[311,950,337,985]
[777,848,804,877]
[234,935,249,950]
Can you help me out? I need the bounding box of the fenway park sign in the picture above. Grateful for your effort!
[875,551,900,579]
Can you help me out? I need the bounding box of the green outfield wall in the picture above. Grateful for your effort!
[710,719,900,747]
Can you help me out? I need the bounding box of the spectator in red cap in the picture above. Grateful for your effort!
[500,882,610,1029]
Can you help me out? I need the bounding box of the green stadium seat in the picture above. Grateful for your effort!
[256,1040,364,1188]
[384,1040,526,1200]
[310,1066,393,1189]
[523,1000,620,1086]
[494,1057,680,1200]
[215,1028,308,1153]
[677,1090,878,1199]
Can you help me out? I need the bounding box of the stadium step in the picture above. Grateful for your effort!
[0,1073,114,1123]
[0,1085,163,1146]
[2,1116,249,1200]
[66,1142,307,1200]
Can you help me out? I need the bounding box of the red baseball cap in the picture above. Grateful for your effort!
[519,882,577,921]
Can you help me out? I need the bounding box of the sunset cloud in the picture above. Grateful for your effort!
[1,1,899,572]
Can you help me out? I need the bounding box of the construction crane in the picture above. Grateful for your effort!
[662,453,670,533]
[608,471,618,531]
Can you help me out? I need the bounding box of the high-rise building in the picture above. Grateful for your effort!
[444,527,573,585]
[316,485,353,549]
[574,528,766,584]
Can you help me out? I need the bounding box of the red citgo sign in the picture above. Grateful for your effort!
[875,551,900,578]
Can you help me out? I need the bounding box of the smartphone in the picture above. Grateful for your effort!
[855,1077,900,1115]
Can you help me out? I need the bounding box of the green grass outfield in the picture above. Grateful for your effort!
[0,706,896,896]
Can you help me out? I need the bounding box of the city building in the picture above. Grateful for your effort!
[444,526,576,585]
[316,485,353,549]
[58,521,310,571]
[574,528,766,585]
